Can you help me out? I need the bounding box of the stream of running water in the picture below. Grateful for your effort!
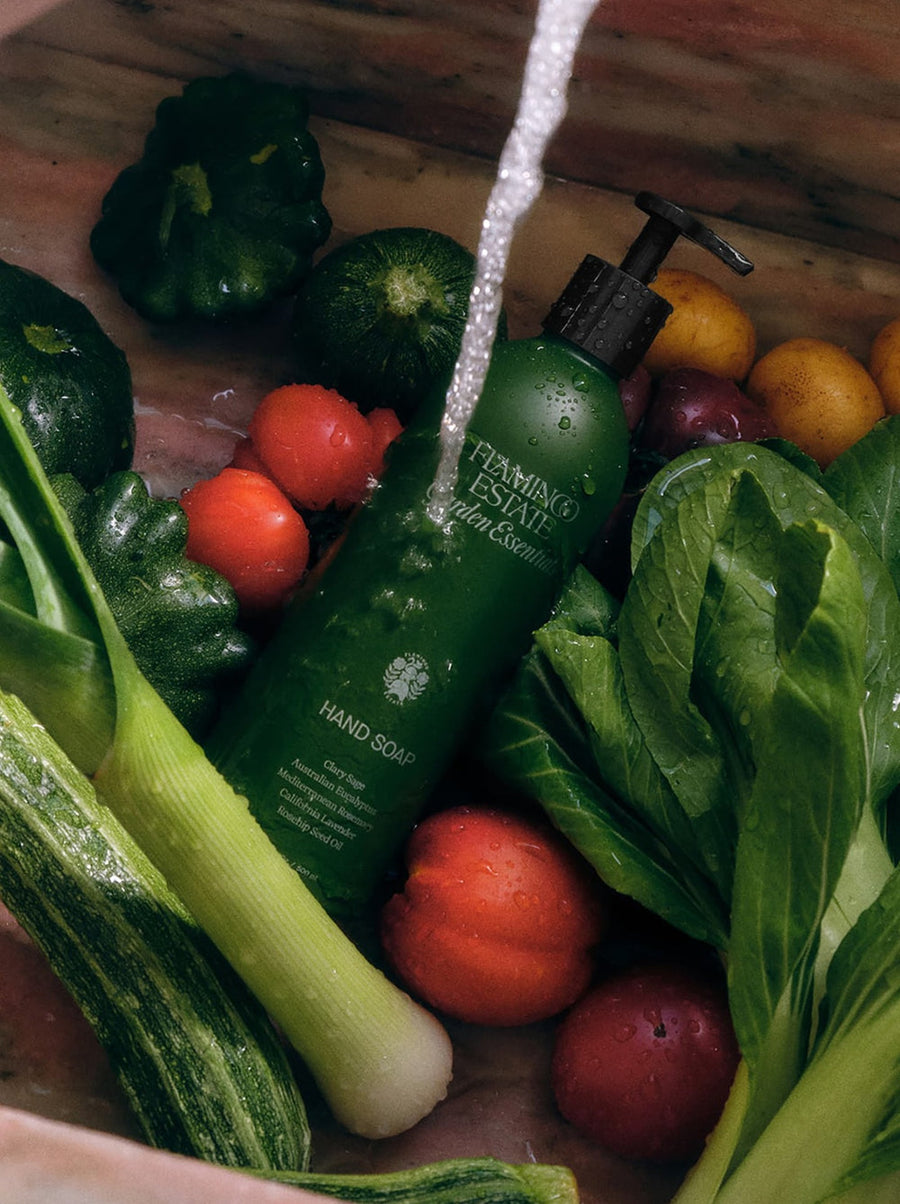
[427,0,601,524]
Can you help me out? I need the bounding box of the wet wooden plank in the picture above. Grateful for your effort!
[5,0,900,263]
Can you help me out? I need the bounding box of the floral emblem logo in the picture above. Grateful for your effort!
[383,653,429,704]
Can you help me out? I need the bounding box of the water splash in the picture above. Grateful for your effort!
[427,0,601,526]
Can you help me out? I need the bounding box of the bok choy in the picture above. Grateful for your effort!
[0,380,453,1140]
[487,430,900,1201]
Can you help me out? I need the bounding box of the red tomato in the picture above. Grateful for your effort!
[248,383,375,511]
[180,467,310,612]
[367,406,404,476]
[551,962,739,1163]
[380,805,607,1027]
[229,435,270,477]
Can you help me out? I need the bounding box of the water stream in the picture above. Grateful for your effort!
[426,0,601,525]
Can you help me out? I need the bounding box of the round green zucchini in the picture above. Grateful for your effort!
[292,226,506,422]
[0,258,135,488]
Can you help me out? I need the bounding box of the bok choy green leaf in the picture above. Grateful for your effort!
[487,431,900,1201]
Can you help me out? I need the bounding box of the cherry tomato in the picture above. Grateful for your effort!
[180,467,310,612]
[367,406,404,475]
[551,962,739,1163]
[229,435,271,477]
[381,805,607,1027]
[248,383,375,511]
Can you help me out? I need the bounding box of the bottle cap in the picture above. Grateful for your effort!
[543,192,754,378]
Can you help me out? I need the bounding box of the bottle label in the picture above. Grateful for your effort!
[266,686,428,899]
[435,434,582,577]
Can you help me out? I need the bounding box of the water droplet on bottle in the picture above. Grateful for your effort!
[559,415,571,430]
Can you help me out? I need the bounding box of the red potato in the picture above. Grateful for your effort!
[619,363,653,433]
[381,805,607,1027]
[638,367,776,461]
[180,467,310,612]
[552,962,739,1164]
[248,383,376,510]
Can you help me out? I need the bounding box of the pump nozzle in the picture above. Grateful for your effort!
[621,192,754,283]
[543,192,753,378]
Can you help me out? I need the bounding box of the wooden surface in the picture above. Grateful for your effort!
[6,0,900,265]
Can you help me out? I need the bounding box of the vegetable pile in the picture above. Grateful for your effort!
[0,260,574,1198]
[8,59,900,1204]
[0,374,457,1140]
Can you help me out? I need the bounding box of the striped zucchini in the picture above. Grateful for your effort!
[260,1156,580,1203]
[0,687,309,1170]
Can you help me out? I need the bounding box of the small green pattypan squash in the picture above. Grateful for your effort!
[91,73,332,322]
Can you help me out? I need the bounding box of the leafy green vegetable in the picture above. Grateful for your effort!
[823,416,900,593]
[630,440,900,811]
[0,379,452,1140]
[52,470,253,736]
[487,438,900,1201]
[510,575,730,948]
[91,73,332,322]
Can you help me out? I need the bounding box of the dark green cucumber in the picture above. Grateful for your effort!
[0,687,309,1170]
[258,1156,580,1203]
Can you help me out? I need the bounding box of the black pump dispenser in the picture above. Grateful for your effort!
[543,191,754,378]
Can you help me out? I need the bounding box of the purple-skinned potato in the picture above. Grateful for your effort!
[638,367,775,461]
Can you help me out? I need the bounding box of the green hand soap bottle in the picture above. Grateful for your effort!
[208,193,753,917]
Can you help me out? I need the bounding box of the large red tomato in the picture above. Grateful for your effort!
[381,805,607,1027]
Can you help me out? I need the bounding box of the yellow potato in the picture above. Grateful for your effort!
[868,315,900,414]
[746,337,885,467]
[642,268,757,381]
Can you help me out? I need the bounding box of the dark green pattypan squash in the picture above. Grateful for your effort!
[0,259,134,489]
[90,73,332,322]
[53,470,254,737]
